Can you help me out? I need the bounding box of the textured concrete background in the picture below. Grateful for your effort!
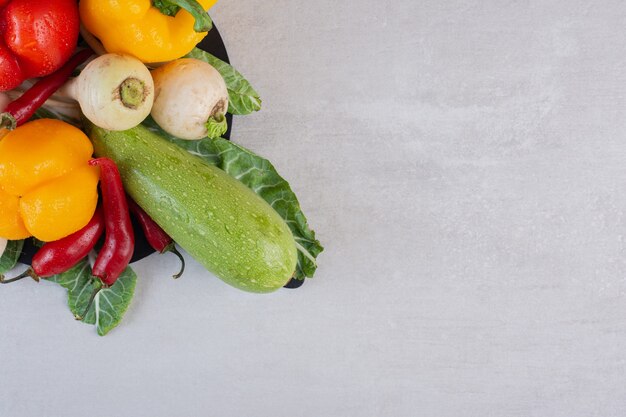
[2,1,626,416]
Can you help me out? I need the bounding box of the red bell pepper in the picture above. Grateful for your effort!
[0,0,80,91]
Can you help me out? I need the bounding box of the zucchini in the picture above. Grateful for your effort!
[87,123,297,293]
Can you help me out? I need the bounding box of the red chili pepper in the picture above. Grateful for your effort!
[0,206,104,284]
[0,0,80,91]
[89,158,135,286]
[0,49,93,130]
[128,198,186,279]
[33,206,105,277]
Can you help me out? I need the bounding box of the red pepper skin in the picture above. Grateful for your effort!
[32,206,104,278]
[0,49,93,129]
[127,197,186,279]
[0,0,80,91]
[127,198,171,253]
[89,158,135,286]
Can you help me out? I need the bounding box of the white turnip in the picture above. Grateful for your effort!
[60,54,154,131]
[151,58,228,140]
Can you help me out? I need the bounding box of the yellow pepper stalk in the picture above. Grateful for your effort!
[80,0,218,63]
[0,119,100,241]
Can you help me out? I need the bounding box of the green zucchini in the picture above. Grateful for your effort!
[87,123,297,293]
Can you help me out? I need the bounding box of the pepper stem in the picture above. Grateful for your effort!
[0,268,40,285]
[163,243,186,279]
[0,113,16,131]
[205,113,227,139]
[153,0,213,33]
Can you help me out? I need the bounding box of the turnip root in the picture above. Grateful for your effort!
[151,58,228,140]
[60,54,154,131]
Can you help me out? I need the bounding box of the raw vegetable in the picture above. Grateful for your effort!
[144,118,323,280]
[0,11,322,335]
[80,0,217,63]
[186,48,262,115]
[87,122,298,293]
[89,158,135,287]
[0,49,93,131]
[0,207,104,283]
[0,119,99,241]
[187,140,322,279]
[59,54,154,131]
[0,0,80,91]
[151,58,228,140]
[0,188,28,240]
[128,198,185,279]
[32,206,104,278]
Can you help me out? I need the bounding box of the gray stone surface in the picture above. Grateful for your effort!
[2,1,626,416]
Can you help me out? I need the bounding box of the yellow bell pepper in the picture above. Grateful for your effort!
[80,0,218,63]
[0,119,100,242]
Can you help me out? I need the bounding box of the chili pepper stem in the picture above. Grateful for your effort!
[0,268,40,284]
[75,285,105,321]
[0,113,16,131]
[166,244,186,279]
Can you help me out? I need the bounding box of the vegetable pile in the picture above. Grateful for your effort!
[0,0,323,336]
